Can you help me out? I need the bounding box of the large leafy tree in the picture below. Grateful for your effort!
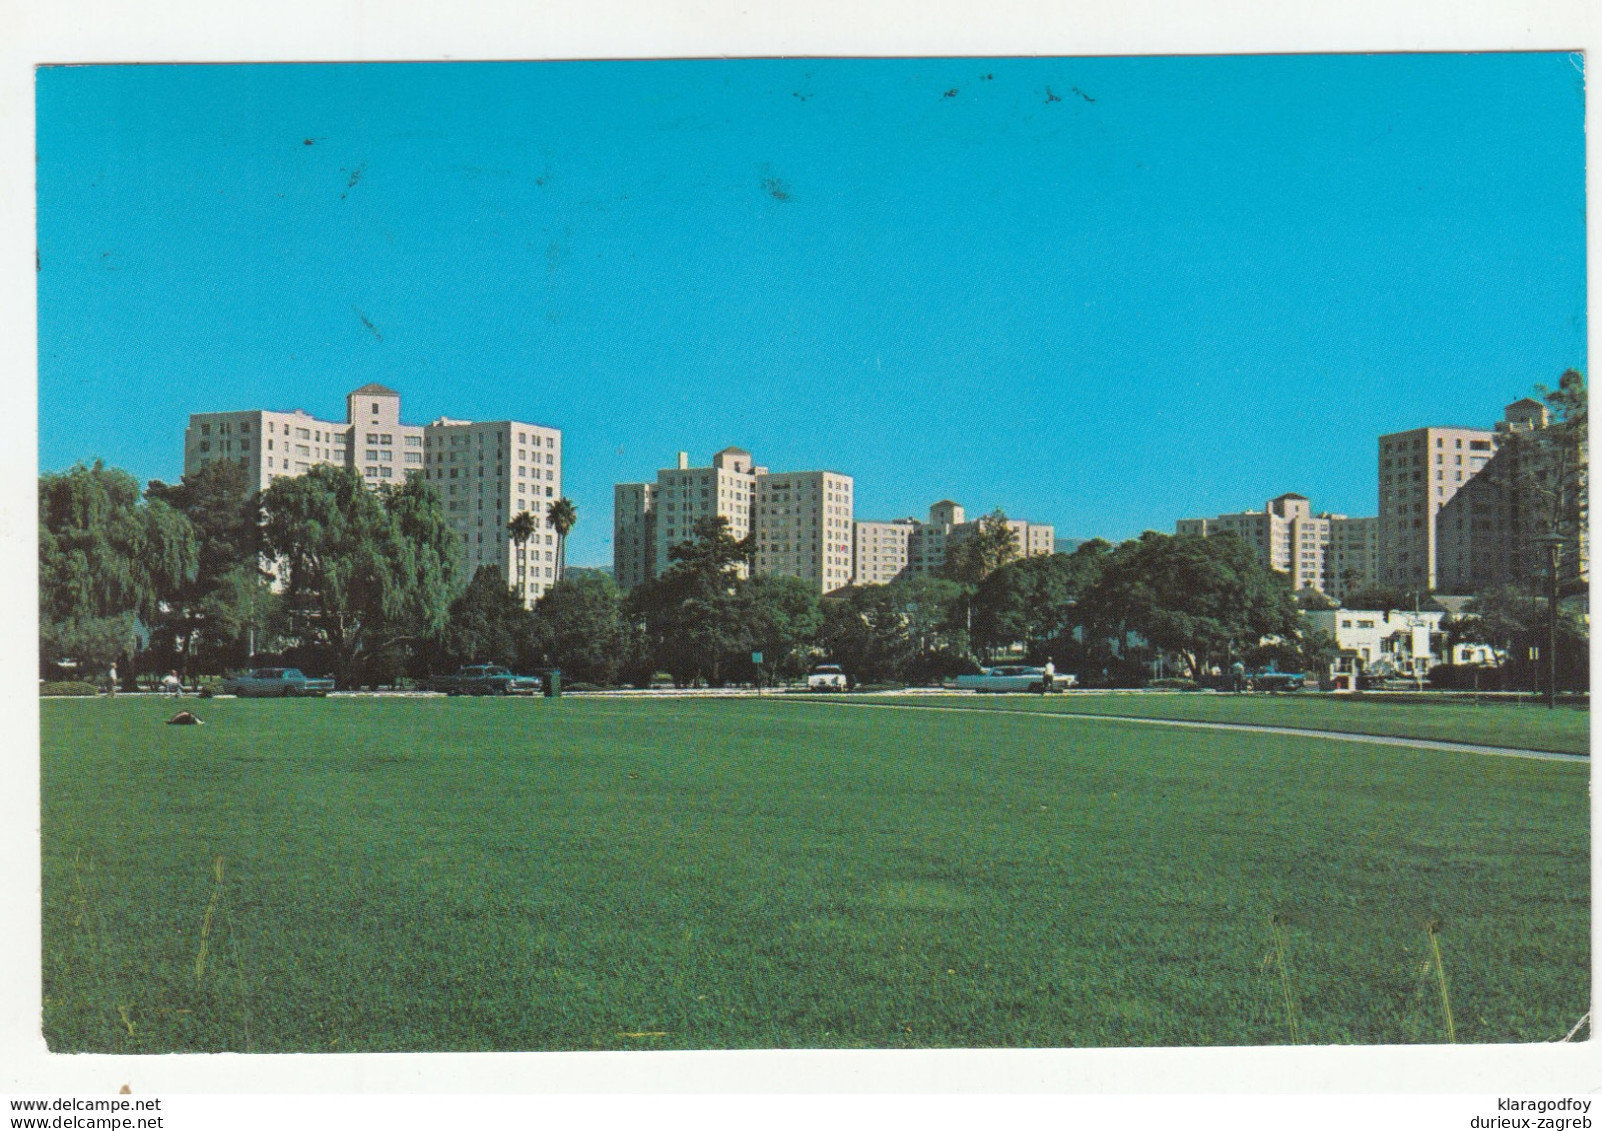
[1082,531,1302,680]
[736,574,823,683]
[816,576,968,685]
[1243,629,1340,676]
[532,572,626,685]
[430,565,537,672]
[970,544,1109,662]
[1523,368,1588,587]
[894,575,969,678]
[940,508,1020,586]
[625,515,753,686]
[1455,582,1588,691]
[384,475,464,636]
[817,584,917,685]
[262,465,463,687]
[144,459,276,675]
[39,461,198,674]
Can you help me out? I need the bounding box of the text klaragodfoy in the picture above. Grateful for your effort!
[1473,1099,1593,1131]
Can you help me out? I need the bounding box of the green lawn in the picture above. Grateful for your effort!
[41,696,1588,1052]
[859,692,1592,756]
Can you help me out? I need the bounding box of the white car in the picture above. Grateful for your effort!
[806,664,849,691]
[952,666,1073,693]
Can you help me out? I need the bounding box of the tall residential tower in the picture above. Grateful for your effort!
[184,384,563,605]
[613,448,853,594]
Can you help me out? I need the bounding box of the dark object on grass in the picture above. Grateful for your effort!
[166,711,203,726]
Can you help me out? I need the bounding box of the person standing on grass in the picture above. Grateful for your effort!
[1041,659,1055,695]
[106,661,117,698]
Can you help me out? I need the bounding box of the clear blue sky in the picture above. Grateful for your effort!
[37,55,1586,567]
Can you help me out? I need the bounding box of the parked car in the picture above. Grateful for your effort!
[426,664,543,696]
[806,664,850,691]
[952,665,1074,693]
[1247,670,1306,693]
[219,668,335,698]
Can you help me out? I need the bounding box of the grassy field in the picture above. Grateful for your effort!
[858,692,1593,756]
[41,695,1588,1052]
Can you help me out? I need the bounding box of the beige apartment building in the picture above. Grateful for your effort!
[612,481,660,592]
[754,471,856,592]
[1378,413,1504,592]
[1176,493,1377,598]
[614,448,853,594]
[1433,397,1588,593]
[649,447,764,578]
[185,384,563,606]
[1326,516,1380,601]
[894,500,1055,580]
[906,500,965,576]
[852,519,918,585]
[421,417,564,604]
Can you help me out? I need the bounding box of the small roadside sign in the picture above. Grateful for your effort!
[752,652,763,665]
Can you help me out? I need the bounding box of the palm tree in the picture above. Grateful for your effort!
[507,510,538,599]
[546,497,578,583]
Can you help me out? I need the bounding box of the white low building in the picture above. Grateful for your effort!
[1303,607,1447,683]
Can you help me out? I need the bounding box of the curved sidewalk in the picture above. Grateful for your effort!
[789,698,1589,764]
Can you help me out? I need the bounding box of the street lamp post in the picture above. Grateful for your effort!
[1531,533,1566,711]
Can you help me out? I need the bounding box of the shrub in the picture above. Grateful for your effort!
[1428,664,1506,691]
[40,681,100,697]
[1149,677,1200,691]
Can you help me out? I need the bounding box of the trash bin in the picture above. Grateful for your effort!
[543,669,561,698]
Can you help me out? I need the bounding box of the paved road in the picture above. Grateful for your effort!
[787,697,1589,765]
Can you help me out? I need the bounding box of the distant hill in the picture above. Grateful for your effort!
[564,566,614,582]
[1054,538,1084,555]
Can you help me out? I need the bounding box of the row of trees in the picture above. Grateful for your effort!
[39,459,587,688]
[40,454,1332,689]
[618,513,1335,687]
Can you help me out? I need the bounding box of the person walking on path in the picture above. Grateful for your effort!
[105,661,118,698]
[1041,659,1055,695]
[162,670,183,698]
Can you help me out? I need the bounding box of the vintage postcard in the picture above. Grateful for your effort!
[7,0,1597,1113]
